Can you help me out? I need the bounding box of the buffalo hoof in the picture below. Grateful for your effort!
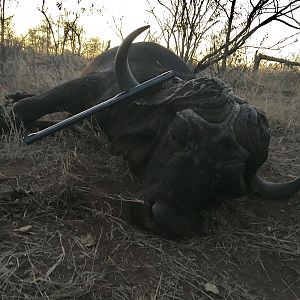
[5,91,36,103]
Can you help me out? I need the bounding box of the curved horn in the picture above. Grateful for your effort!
[115,25,150,91]
[251,174,300,200]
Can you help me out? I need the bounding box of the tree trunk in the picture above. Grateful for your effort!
[221,0,236,72]
[0,0,6,45]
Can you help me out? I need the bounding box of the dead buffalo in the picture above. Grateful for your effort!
[1,26,300,239]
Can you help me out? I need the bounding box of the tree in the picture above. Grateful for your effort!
[60,14,85,55]
[37,0,103,55]
[82,37,110,59]
[25,22,52,53]
[38,0,83,54]
[219,0,236,71]
[147,0,221,63]
[194,0,300,73]
[0,0,16,46]
[0,0,17,81]
[148,0,300,73]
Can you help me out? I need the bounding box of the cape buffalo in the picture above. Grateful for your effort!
[1,26,300,239]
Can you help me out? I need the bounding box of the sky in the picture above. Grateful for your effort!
[12,0,151,46]
[8,0,300,59]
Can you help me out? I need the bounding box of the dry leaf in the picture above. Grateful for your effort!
[14,225,32,232]
[80,234,96,247]
[204,282,219,295]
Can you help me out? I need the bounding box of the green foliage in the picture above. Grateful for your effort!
[82,37,110,59]
[0,0,106,57]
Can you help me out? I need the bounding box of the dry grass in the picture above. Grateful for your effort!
[220,67,300,129]
[0,49,299,299]
[0,46,86,98]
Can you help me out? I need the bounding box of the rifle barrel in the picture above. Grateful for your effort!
[24,70,175,145]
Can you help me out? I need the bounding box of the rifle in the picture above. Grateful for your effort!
[24,70,175,145]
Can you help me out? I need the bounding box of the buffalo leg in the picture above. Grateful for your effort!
[10,73,110,127]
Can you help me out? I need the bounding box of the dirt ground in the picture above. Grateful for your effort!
[0,119,299,300]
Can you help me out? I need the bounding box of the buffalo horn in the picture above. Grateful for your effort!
[115,25,150,91]
[251,173,300,199]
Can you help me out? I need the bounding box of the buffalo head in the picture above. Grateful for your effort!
[110,26,300,239]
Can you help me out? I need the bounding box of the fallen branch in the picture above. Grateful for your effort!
[253,52,300,70]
